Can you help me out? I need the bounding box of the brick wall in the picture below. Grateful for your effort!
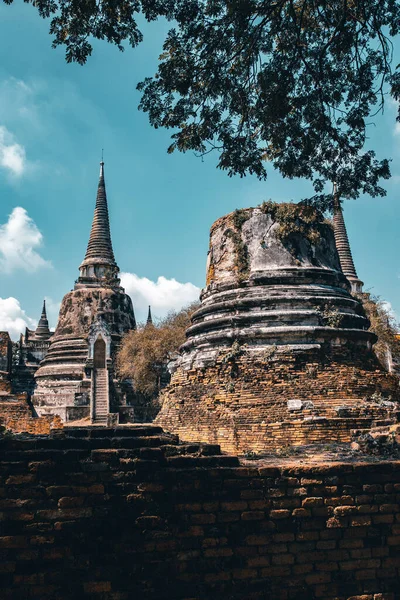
[0,331,12,393]
[0,426,399,599]
[0,397,63,435]
[157,348,400,453]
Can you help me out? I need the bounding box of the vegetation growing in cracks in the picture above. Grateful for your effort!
[317,304,344,329]
[260,201,328,246]
[227,209,250,283]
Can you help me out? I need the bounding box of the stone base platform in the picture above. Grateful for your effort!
[157,346,400,454]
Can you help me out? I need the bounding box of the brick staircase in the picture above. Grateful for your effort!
[35,424,238,468]
[93,368,109,424]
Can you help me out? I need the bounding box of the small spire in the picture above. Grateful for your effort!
[35,299,51,339]
[332,185,363,294]
[146,305,153,326]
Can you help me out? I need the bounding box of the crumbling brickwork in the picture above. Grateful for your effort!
[157,205,400,452]
[0,426,399,599]
[158,346,400,453]
[0,331,12,393]
[0,396,63,435]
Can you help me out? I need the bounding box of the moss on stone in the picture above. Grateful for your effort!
[260,200,329,246]
[227,210,251,283]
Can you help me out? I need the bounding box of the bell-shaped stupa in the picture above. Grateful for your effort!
[156,203,399,453]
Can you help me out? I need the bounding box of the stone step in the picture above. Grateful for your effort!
[166,454,239,468]
[63,425,166,438]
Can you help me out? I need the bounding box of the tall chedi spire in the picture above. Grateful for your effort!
[35,300,51,340]
[333,185,363,294]
[33,159,137,425]
[77,161,120,289]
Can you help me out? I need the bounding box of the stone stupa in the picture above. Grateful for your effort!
[33,161,136,424]
[156,203,399,453]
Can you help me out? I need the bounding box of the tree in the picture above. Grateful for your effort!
[5,0,400,206]
[116,302,199,397]
[361,293,400,372]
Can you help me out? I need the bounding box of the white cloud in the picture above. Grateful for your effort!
[0,207,51,273]
[121,272,201,323]
[0,125,26,176]
[0,297,36,341]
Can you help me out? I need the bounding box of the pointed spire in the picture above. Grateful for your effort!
[77,161,120,288]
[146,305,153,326]
[333,186,363,294]
[35,300,51,339]
[83,161,116,265]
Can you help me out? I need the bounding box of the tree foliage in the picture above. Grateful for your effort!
[116,302,199,397]
[5,0,400,206]
[360,293,400,371]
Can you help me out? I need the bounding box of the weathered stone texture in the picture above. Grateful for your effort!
[156,205,399,451]
[0,331,12,393]
[33,288,135,422]
[0,427,400,599]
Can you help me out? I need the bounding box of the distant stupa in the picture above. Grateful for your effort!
[33,162,136,424]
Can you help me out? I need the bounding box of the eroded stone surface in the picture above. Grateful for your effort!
[157,204,400,452]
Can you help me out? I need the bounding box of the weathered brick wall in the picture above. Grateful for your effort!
[0,397,63,435]
[0,427,399,599]
[0,331,12,393]
[158,348,400,453]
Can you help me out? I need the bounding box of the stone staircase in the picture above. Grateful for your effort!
[93,368,108,424]
[50,424,238,468]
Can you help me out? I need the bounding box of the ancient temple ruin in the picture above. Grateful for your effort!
[33,162,136,424]
[12,300,53,397]
[156,203,399,453]
[0,331,12,395]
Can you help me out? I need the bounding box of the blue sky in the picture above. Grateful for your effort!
[0,2,399,338]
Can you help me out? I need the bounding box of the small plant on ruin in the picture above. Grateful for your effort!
[221,340,245,364]
[262,345,277,363]
[226,382,235,393]
[243,450,259,460]
[317,304,343,329]
[368,391,393,405]
[276,445,303,457]
[305,364,318,379]
[260,201,328,247]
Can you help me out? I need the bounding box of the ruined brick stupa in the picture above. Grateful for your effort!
[157,203,399,453]
[33,162,136,424]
